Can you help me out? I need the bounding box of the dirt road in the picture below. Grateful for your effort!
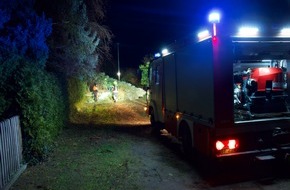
[112,126,290,190]
[11,99,290,190]
[11,124,290,190]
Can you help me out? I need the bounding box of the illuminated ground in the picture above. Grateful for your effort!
[11,97,290,190]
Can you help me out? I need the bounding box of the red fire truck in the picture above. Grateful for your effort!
[147,12,290,161]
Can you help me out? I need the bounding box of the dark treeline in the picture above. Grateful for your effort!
[0,0,112,163]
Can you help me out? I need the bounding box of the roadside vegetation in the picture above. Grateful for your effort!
[11,95,150,190]
[0,0,151,189]
[1,4,151,190]
[11,125,143,190]
[69,72,147,125]
[0,0,112,163]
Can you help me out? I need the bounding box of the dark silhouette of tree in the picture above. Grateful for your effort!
[122,68,140,86]
[36,0,112,78]
[0,0,52,117]
[85,0,113,66]
[0,0,52,67]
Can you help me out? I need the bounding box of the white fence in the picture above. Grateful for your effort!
[0,116,26,190]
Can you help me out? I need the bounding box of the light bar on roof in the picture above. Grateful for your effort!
[279,28,290,37]
[237,27,259,37]
[197,30,211,42]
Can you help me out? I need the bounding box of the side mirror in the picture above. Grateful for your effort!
[144,86,150,91]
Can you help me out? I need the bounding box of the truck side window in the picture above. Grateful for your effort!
[155,66,160,85]
[149,67,152,84]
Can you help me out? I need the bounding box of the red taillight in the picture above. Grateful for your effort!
[216,141,224,150]
[216,139,239,151]
[228,140,238,149]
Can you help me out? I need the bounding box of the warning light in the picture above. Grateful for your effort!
[208,11,220,37]
[212,36,218,42]
[154,53,161,58]
[161,48,169,56]
[208,11,221,23]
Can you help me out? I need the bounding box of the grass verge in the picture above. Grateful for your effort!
[12,98,150,190]
[12,126,141,190]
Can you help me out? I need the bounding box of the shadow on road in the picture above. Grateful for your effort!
[156,132,290,188]
[69,123,290,188]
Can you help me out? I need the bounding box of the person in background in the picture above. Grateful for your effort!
[93,83,98,102]
[112,85,118,103]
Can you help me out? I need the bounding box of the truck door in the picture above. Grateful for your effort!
[149,59,164,123]
[163,53,178,135]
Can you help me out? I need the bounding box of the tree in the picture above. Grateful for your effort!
[0,0,66,161]
[36,0,112,79]
[139,54,153,87]
[0,0,52,67]
[0,0,52,118]
[122,68,139,86]
[85,0,113,67]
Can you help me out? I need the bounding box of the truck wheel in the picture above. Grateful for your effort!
[181,126,193,158]
[149,109,156,126]
[149,110,160,135]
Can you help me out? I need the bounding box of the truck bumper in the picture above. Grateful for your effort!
[216,145,290,161]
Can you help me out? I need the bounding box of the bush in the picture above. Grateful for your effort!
[67,77,88,117]
[0,55,21,118]
[14,62,66,163]
[91,72,146,102]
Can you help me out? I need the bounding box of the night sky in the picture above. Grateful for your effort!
[107,0,290,69]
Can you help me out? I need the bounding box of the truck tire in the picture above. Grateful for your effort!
[149,109,156,127]
[181,126,193,158]
[149,109,160,135]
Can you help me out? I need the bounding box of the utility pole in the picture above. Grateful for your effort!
[117,43,120,81]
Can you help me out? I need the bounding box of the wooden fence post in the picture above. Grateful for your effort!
[0,116,27,190]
